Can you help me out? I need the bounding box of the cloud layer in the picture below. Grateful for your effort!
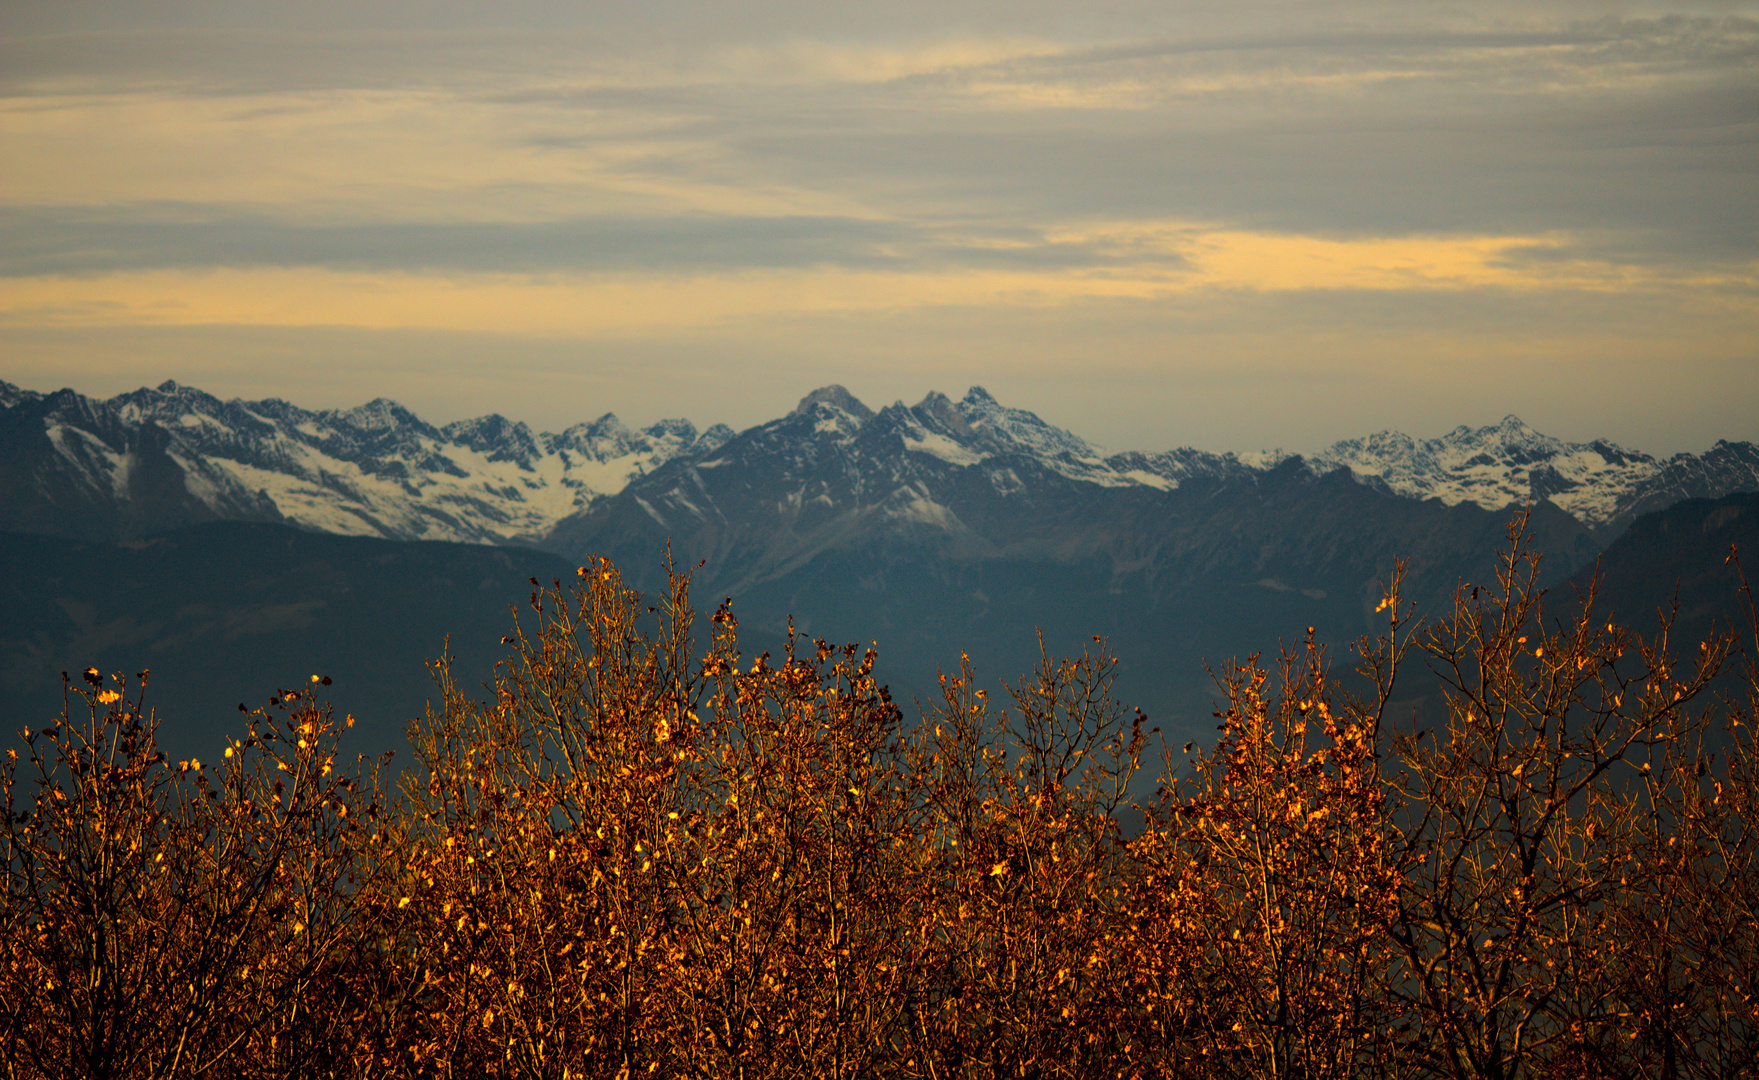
[2,1,1754,453]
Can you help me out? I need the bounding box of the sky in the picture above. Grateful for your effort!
[1,1,1755,455]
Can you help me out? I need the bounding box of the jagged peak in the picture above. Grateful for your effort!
[544,413,703,462]
[794,385,873,421]
[126,379,208,402]
[1486,415,1549,445]
[442,413,542,470]
[339,396,416,422]
[0,380,39,410]
[1324,417,1570,460]
[545,416,616,456]
[444,412,525,436]
[106,381,231,421]
[555,412,629,440]
[320,397,436,441]
[1439,415,1545,445]
[949,387,1101,460]
[913,391,971,436]
[694,423,735,453]
[1328,429,1419,452]
[643,417,698,441]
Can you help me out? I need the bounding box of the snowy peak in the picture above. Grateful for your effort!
[604,386,1133,557]
[549,414,632,457]
[794,385,874,422]
[3,381,1755,550]
[954,386,1101,462]
[1105,446,1266,491]
[329,397,431,437]
[835,387,1279,493]
[893,399,984,468]
[542,414,705,478]
[111,380,233,426]
[441,414,542,470]
[911,391,976,437]
[694,423,736,456]
[0,383,721,545]
[1309,416,1663,529]
[887,387,1150,488]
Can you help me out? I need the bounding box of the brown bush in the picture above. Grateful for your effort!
[4,515,1755,1079]
[1,674,382,1080]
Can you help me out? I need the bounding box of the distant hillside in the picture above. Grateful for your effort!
[0,503,1597,767]
[0,523,576,763]
[4,494,1752,772]
[1567,490,1759,656]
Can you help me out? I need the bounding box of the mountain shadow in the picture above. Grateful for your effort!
[0,522,576,763]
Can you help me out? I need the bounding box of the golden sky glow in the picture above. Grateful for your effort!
[2,2,1755,452]
[6,232,1755,336]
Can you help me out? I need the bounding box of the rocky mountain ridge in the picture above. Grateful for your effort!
[2,379,1755,554]
[1308,416,1759,538]
[7,377,1758,747]
[0,379,731,545]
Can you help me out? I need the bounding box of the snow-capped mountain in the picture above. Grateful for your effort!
[897,387,1270,492]
[9,377,1758,745]
[0,379,730,544]
[1308,416,1759,535]
[544,384,1305,590]
[3,378,1755,558]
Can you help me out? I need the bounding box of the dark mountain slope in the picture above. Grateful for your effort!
[0,388,285,541]
[0,495,1739,778]
[550,396,1600,739]
[1567,490,1759,654]
[0,523,575,763]
[6,380,1755,759]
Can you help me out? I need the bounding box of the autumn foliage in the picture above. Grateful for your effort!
[5,517,1758,1079]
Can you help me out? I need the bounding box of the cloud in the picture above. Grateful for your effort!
[0,205,1200,277]
[5,15,1752,253]
[0,1,1753,457]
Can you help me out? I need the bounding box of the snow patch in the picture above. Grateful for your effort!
[888,494,959,529]
[905,431,985,467]
[1236,449,1296,471]
[1121,469,1175,490]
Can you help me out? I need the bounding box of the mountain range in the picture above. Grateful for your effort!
[5,379,1755,554]
[4,377,1757,755]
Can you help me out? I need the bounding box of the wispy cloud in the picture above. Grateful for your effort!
[1,1,1754,453]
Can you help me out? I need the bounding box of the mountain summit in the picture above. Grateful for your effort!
[1,380,1754,552]
[793,385,874,421]
[0,379,720,544]
[1309,416,1759,536]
